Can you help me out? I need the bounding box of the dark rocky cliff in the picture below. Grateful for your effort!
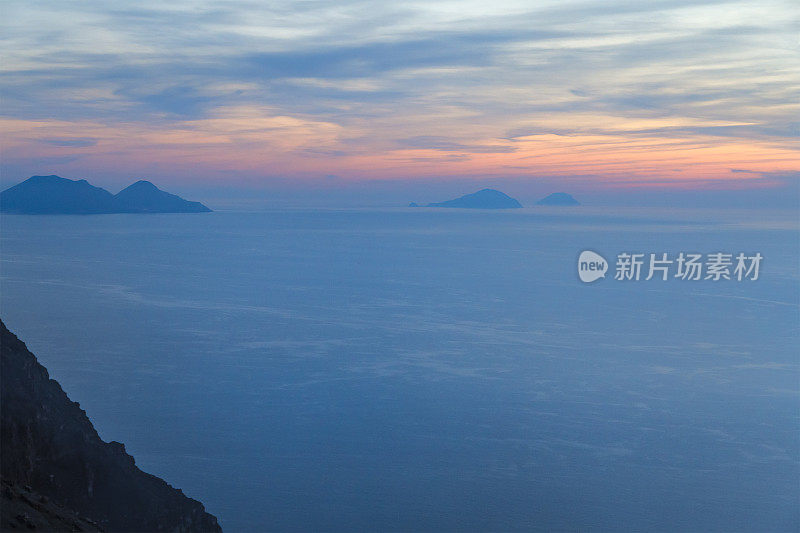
[0,319,221,532]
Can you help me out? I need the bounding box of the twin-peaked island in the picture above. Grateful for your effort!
[0,175,211,214]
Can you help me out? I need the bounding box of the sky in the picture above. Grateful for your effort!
[1,0,798,206]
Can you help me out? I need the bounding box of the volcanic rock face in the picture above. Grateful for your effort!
[0,319,222,532]
[1,480,103,532]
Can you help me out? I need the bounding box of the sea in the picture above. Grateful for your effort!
[1,206,798,532]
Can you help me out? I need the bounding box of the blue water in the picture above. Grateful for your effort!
[1,207,798,532]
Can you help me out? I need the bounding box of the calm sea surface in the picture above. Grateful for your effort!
[1,207,798,531]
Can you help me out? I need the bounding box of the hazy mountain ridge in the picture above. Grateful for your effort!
[0,319,221,532]
[0,175,211,214]
[424,189,523,209]
[536,192,580,206]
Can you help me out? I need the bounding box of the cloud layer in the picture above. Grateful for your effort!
[1,0,798,191]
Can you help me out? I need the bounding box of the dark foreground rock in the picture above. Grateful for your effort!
[0,319,221,532]
[1,480,103,532]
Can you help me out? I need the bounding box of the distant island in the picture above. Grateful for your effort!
[423,189,522,209]
[0,175,212,214]
[536,192,580,206]
[0,319,221,532]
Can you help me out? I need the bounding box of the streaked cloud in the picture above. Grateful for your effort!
[0,0,798,191]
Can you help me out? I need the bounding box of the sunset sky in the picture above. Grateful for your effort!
[1,0,798,204]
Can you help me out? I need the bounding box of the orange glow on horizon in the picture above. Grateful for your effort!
[2,112,796,190]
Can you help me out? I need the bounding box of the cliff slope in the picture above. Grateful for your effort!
[0,319,221,532]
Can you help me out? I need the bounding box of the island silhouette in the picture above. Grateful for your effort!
[0,175,211,214]
[422,189,522,209]
[535,192,580,206]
